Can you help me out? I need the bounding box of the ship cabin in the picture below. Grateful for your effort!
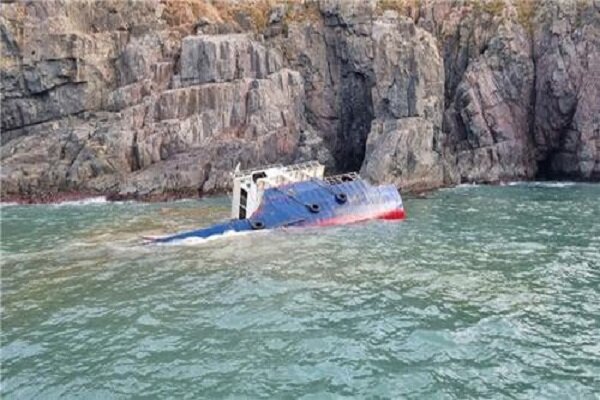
[230,161,326,220]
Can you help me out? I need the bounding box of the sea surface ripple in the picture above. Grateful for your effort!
[1,183,599,399]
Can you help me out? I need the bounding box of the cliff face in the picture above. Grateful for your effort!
[1,0,599,200]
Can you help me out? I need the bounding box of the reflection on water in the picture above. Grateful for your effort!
[1,183,599,399]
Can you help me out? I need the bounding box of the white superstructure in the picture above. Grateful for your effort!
[231,161,325,219]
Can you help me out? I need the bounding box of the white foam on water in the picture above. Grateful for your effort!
[507,181,577,188]
[152,228,270,246]
[440,181,582,190]
[50,196,108,206]
[535,182,577,188]
[440,183,480,191]
[1,197,141,208]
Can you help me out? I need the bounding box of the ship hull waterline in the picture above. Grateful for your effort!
[146,179,405,244]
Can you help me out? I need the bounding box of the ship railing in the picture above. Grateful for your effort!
[324,172,360,185]
[234,163,284,178]
[284,160,323,171]
[233,161,323,178]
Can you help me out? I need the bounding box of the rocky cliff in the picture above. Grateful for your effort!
[1,0,599,201]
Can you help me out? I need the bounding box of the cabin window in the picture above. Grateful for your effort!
[239,188,248,219]
[252,171,267,183]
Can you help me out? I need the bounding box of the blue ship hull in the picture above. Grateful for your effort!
[149,178,404,243]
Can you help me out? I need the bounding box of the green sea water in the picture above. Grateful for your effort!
[1,183,599,399]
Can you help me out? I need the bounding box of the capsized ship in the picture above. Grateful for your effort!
[148,161,405,243]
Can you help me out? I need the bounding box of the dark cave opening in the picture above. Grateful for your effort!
[535,150,579,181]
[333,71,374,173]
[535,153,556,180]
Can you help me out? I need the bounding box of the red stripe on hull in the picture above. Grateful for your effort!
[312,207,405,227]
[379,208,406,220]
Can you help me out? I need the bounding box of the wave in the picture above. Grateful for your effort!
[147,228,271,246]
[507,181,577,188]
[2,196,141,208]
[1,196,111,207]
[438,183,480,191]
[48,196,109,206]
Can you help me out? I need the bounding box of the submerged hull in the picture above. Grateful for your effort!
[150,178,404,243]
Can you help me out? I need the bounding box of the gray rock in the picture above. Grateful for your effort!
[22,59,79,94]
[445,19,536,182]
[268,5,286,25]
[361,118,445,192]
[295,129,336,170]
[180,34,282,85]
[2,83,89,134]
[361,13,446,190]
[371,15,444,123]
[1,0,599,201]
[532,0,600,179]
[271,1,379,172]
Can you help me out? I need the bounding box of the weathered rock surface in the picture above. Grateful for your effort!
[417,0,599,183]
[1,0,599,201]
[271,0,377,172]
[1,1,310,199]
[362,117,445,192]
[444,18,537,183]
[180,34,283,84]
[360,11,446,191]
[532,0,600,179]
